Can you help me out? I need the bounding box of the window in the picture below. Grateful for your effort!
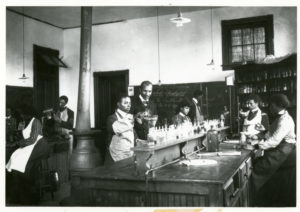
[221,15,274,70]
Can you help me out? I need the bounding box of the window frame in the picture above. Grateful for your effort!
[221,15,274,70]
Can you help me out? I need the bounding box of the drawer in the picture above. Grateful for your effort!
[239,162,247,186]
[245,157,252,177]
[223,178,240,206]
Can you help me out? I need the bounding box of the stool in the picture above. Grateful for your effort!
[37,156,60,201]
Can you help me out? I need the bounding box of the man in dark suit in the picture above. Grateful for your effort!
[187,90,204,124]
[131,81,157,140]
[54,96,74,133]
[54,95,74,152]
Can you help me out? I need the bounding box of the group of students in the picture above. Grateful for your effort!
[106,81,296,206]
[239,94,296,206]
[105,80,206,164]
[5,95,74,205]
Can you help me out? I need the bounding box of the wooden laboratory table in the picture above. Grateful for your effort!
[71,148,252,207]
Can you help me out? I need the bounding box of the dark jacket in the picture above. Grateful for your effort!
[57,107,74,130]
[131,97,157,140]
[187,100,204,124]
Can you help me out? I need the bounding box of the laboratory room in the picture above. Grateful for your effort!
[5,6,297,207]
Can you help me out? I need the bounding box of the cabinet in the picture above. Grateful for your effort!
[70,150,253,206]
[234,53,296,123]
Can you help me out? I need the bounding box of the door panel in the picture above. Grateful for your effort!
[93,70,129,162]
[34,45,59,115]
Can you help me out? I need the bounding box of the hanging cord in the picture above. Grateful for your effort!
[210,8,213,60]
[23,7,25,76]
[156,8,161,84]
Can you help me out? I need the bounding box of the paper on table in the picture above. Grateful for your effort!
[179,159,218,166]
[218,151,241,156]
[223,140,240,144]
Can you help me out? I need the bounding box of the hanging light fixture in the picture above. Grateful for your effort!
[157,7,162,86]
[19,7,29,82]
[170,8,191,27]
[207,8,215,67]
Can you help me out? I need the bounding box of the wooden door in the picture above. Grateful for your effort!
[94,70,129,129]
[33,45,59,115]
[93,70,129,161]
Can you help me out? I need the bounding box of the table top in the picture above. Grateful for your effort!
[75,148,251,185]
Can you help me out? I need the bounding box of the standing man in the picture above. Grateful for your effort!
[131,81,157,140]
[240,94,269,139]
[188,90,204,124]
[54,95,74,151]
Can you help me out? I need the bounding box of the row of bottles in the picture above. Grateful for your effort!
[147,119,224,145]
[236,67,296,83]
[269,80,296,92]
[240,101,269,109]
[238,84,267,94]
[239,79,296,94]
[269,67,296,79]
[236,71,268,83]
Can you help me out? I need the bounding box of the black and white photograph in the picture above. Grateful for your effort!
[1,0,298,209]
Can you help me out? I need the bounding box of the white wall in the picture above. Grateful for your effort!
[6,10,64,87]
[62,7,296,127]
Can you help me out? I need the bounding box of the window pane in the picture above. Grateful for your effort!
[243,45,254,61]
[242,28,253,45]
[255,44,266,61]
[254,27,265,43]
[232,46,243,62]
[231,29,242,45]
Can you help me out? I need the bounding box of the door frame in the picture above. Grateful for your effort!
[33,44,59,112]
[93,70,129,129]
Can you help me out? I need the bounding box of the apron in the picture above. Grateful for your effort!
[109,112,134,161]
[243,109,262,136]
[6,118,43,173]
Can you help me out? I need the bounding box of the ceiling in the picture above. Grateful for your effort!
[7,6,215,29]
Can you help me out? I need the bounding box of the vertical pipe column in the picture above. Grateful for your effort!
[70,7,102,171]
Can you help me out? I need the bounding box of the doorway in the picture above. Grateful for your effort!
[93,70,129,160]
[33,45,59,115]
[94,70,129,129]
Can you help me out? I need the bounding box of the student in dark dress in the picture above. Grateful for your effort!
[252,94,296,206]
[6,106,51,205]
[172,99,192,126]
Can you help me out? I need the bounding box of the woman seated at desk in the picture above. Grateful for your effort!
[6,105,51,205]
[251,94,296,206]
[172,100,192,126]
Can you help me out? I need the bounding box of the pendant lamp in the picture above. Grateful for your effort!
[170,8,191,27]
[157,7,162,86]
[207,8,215,67]
[19,7,29,82]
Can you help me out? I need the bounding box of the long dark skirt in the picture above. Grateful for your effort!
[252,142,296,206]
[6,138,50,205]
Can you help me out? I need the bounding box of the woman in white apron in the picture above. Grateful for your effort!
[6,106,48,205]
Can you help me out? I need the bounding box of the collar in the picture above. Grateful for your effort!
[139,95,148,103]
[179,112,186,117]
[250,107,259,112]
[278,110,286,115]
[60,107,67,112]
[116,109,129,118]
[192,98,198,104]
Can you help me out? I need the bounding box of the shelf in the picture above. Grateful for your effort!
[236,76,296,84]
